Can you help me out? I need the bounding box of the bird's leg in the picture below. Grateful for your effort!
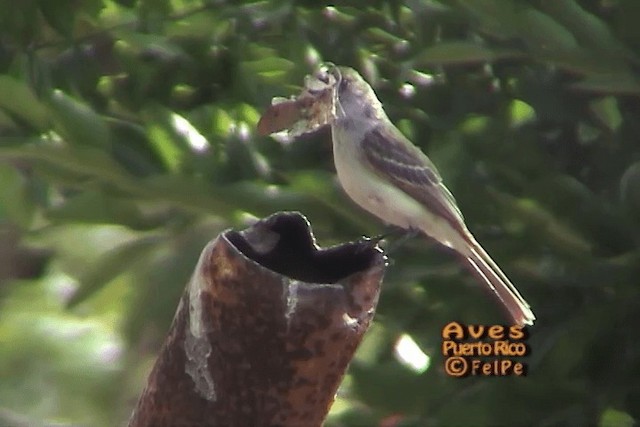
[357,225,403,245]
[383,227,421,254]
[358,226,421,254]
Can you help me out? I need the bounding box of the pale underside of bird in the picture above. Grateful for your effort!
[258,63,535,326]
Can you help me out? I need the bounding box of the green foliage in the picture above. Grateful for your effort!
[0,0,639,426]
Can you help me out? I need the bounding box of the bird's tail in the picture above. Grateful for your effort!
[461,236,535,326]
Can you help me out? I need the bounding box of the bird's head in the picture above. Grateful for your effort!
[313,64,382,122]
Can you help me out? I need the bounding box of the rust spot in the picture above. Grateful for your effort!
[330,331,342,342]
[313,339,325,356]
[294,377,314,388]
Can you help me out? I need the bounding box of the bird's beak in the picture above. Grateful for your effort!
[304,62,340,94]
[320,62,342,86]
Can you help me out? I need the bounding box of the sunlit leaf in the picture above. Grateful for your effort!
[599,408,635,427]
[142,106,188,172]
[509,99,536,127]
[241,57,295,82]
[365,28,407,46]
[589,97,622,132]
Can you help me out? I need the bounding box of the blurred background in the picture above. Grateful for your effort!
[1,0,639,426]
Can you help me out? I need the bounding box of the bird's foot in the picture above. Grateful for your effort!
[359,227,421,254]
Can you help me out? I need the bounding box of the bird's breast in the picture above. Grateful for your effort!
[331,124,425,231]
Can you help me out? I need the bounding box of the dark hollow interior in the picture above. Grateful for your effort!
[226,212,384,283]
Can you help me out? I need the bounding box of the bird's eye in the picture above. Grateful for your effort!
[317,72,330,84]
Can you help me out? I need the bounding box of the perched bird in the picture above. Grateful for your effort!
[321,65,535,326]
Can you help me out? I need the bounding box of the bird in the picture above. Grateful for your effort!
[320,65,535,326]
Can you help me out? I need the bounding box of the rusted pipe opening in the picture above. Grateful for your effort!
[226,211,383,283]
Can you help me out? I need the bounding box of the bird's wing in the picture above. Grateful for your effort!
[361,125,466,232]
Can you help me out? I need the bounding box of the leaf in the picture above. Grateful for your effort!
[535,48,626,76]
[0,0,40,46]
[67,235,162,308]
[142,106,189,172]
[39,0,75,37]
[599,408,635,427]
[616,0,640,53]
[0,109,16,130]
[108,118,166,176]
[349,362,426,413]
[321,6,358,26]
[47,190,155,230]
[492,191,592,256]
[516,9,578,54]
[48,90,111,147]
[165,10,219,39]
[620,162,640,217]
[0,162,35,228]
[211,106,235,137]
[520,199,592,254]
[509,99,536,127]
[0,76,49,129]
[589,97,622,132]
[539,0,625,57]
[454,0,519,39]
[570,74,640,96]
[416,41,521,66]
[140,176,321,220]
[0,144,138,194]
[141,174,236,215]
[365,28,407,46]
[237,103,261,128]
[241,57,295,82]
[116,32,186,62]
[0,144,321,219]
[112,0,136,6]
